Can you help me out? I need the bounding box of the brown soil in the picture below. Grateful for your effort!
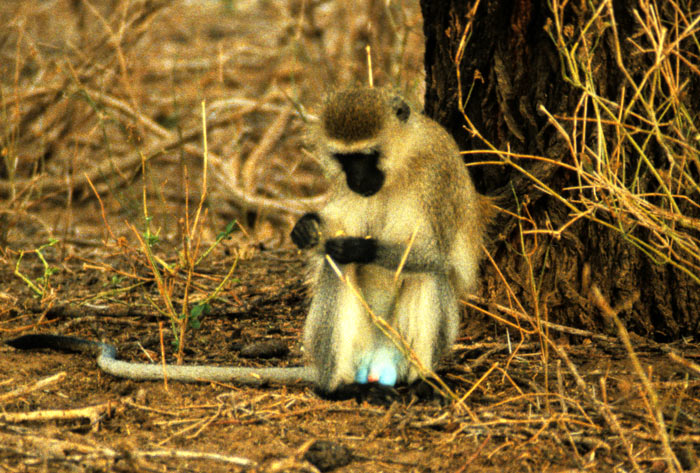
[1,1,699,472]
[2,245,700,472]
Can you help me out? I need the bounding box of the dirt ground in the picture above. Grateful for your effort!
[2,244,700,472]
[1,1,700,472]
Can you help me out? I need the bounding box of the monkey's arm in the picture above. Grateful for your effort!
[325,237,446,273]
[5,334,315,386]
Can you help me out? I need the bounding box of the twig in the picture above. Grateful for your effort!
[465,296,617,342]
[667,350,700,376]
[0,87,326,217]
[133,449,252,466]
[590,285,681,473]
[0,372,66,402]
[159,320,169,391]
[0,400,115,432]
[0,430,253,466]
[241,105,293,192]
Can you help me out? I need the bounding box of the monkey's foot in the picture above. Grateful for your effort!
[355,347,403,387]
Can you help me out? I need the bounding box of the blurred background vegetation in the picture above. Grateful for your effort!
[0,0,425,251]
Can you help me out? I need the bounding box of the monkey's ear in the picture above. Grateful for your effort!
[391,97,411,122]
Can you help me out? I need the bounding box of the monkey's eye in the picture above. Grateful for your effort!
[392,98,410,122]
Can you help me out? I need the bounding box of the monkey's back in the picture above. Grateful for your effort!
[411,114,485,297]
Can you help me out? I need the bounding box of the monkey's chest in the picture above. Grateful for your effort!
[324,193,420,240]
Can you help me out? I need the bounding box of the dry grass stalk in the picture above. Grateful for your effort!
[3,2,699,472]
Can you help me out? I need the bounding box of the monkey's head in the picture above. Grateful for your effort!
[315,87,415,197]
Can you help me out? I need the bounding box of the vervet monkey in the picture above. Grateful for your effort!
[292,86,486,392]
[6,87,487,394]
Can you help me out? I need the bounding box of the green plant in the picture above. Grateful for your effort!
[14,238,59,297]
[128,102,240,362]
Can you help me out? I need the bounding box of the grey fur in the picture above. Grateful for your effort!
[5,334,314,386]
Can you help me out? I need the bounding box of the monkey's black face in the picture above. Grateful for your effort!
[333,150,385,197]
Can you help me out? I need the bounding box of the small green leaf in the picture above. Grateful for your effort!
[189,302,211,329]
[217,219,237,241]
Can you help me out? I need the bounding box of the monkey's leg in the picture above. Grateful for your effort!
[352,271,405,387]
[303,262,373,392]
[394,273,459,383]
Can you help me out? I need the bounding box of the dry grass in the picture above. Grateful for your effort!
[543,0,700,284]
[460,0,700,284]
[0,0,424,351]
[453,1,700,472]
[1,1,700,472]
[0,0,424,246]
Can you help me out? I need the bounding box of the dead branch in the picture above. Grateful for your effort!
[0,429,253,467]
[0,400,116,432]
[241,105,294,192]
[0,372,66,403]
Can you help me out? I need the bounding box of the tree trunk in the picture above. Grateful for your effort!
[420,0,700,338]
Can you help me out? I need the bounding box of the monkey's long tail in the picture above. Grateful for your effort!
[5,334,315,386]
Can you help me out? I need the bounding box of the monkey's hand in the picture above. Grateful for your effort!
[325,236,377,264]
[291,213,321,249]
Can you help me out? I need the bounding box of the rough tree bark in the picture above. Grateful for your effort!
[420,0,700,338]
